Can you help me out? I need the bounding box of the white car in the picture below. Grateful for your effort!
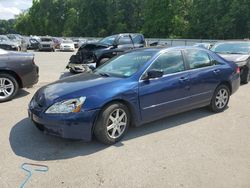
[60,40,75,51]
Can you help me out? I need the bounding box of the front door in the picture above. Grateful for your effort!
[139,50,191,122]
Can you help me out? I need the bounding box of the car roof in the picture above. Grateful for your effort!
[128,46,210,54]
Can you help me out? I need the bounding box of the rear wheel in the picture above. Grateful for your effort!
[0,73,19,102]
[209,85,230,113]
[94,103,130,144]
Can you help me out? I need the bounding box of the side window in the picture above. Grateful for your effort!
[118,36,132,45]
[133,35,144,44]
[149,51,185,75]
[185,49,212,69]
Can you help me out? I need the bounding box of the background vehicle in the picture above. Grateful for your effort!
[211,41,250,84]
[0,49,39,102]
[193,43,213,49]
[66,33,146,73]
[0,35,20,51]
[60,39,75,51]
[38,37,56,52]
[7,34,28,51]
[29,47,240,144]
[27,38,40,50]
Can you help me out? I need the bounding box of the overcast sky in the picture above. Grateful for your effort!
[0,0,32,20]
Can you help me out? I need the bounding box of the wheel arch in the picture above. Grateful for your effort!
[219,81,232,95]
[0,69,23,88]
[91,99,138,135]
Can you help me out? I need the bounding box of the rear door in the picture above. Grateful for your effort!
[183,49,221,106]
[139,50,191,122]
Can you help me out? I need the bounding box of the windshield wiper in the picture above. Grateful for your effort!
[98,72,111,77]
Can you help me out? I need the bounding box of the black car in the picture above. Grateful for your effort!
[211,41,250,84]
[0,49,39,102]
[66,33,146,73]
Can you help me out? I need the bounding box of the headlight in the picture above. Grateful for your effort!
[45,97,86,114]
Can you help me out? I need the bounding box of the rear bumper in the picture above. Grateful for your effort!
[28,108,99,141]
[22,65,39,88]
[231,73,240,95]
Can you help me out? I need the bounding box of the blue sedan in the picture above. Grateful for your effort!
[28,47,240,144]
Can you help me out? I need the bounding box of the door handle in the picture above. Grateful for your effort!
[213,69,221,74]
[179,77,189,82]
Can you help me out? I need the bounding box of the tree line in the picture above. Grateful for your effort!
[4,0,250,39]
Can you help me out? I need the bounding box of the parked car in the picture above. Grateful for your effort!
[0,49,39,102]
[194,43,213,49]
[7,34,28,51]
[211,41,250,84]
[0,35,20,51]
[38,37,56,52]
[27,38,40,50]
[53,37,63,49]
[60,39,75,51]
[66,33,146,73]
[29,47,240,144]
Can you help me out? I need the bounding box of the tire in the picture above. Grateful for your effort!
[98,58,110,67]
[209,84,230,113]
[94,102,130,144]
[241,67,249,84]
[0,73,19,102]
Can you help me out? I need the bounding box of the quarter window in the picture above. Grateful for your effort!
[149,51,185,75]
[185,49,211,69]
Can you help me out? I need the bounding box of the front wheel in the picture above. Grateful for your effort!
[0,73,19,102]
[94,103,130,144]
[209,85,230,113]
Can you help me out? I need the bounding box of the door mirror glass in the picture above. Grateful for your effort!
[145,69,164,79]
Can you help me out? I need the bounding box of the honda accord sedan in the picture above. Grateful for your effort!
[29,47,240,144]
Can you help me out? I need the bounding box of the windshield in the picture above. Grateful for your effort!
[211,42,250,54]
[99,35,117,45]
[41,38,52,42]
[62,40,73,43]
[94,51,155,78]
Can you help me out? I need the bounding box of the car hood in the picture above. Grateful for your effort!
[218,53,250,62]
[35,73,122,107]
[0,40,18,46]
[61,43,74,46]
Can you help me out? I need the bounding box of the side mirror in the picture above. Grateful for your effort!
[143,69,164,80]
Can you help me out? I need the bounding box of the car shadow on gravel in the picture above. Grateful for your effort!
[9,108,213,161]
[15,89,30,99]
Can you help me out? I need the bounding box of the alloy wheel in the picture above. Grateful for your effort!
[215,88,229,109]
[0,78,15,100]
[106,108,127,139]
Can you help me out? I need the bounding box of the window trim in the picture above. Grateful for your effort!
[183,49,214,70]
[139,50,187,81]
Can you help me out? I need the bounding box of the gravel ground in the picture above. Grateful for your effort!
[0,51,250,188]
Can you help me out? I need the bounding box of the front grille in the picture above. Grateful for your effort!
[42,44,50,48]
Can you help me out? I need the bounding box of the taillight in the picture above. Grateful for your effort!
[236,67,240,74]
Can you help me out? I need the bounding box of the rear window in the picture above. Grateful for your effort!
[211,42,250,54]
